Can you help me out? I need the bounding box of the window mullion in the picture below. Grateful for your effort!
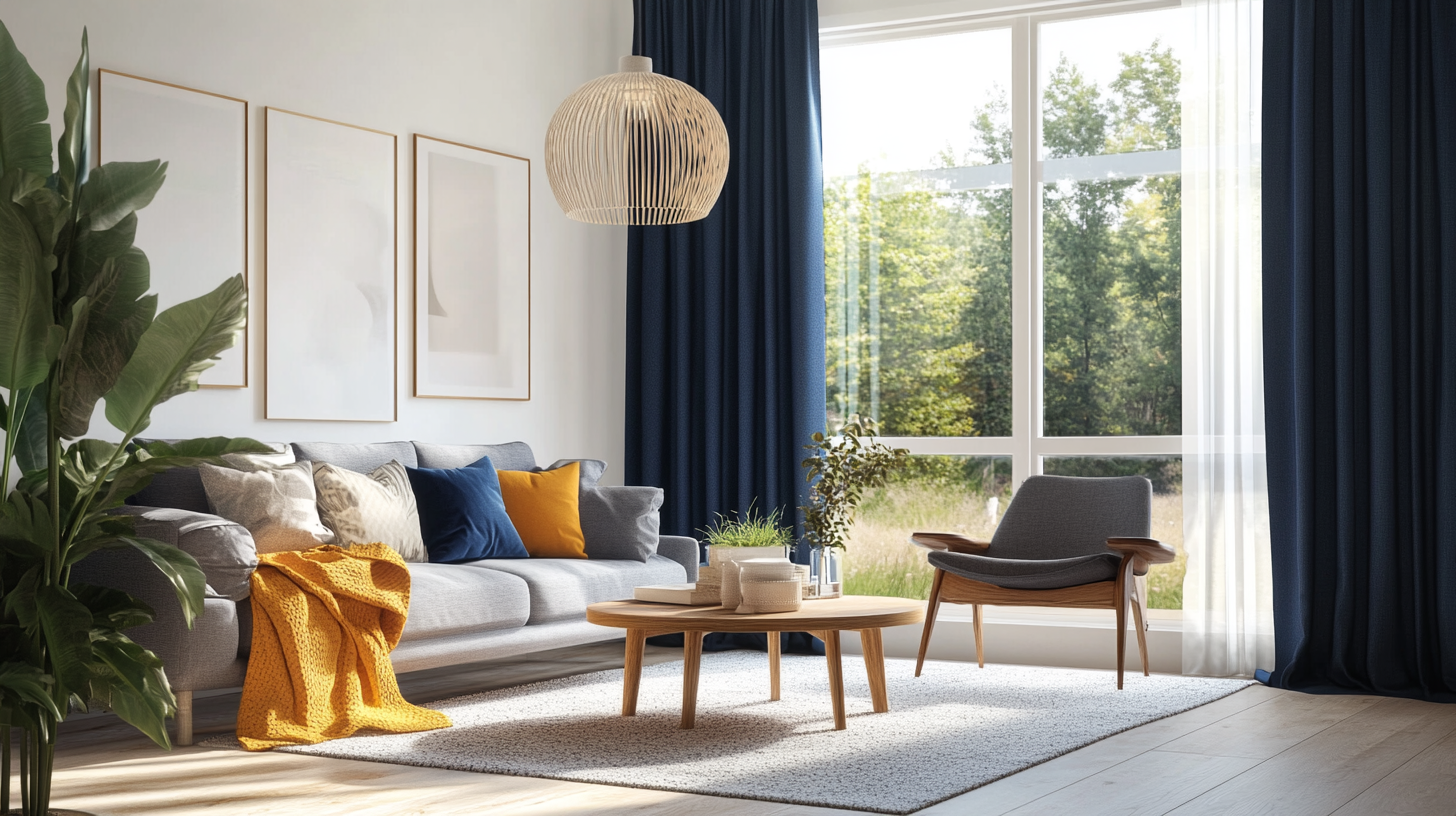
[1010,15,1041,489]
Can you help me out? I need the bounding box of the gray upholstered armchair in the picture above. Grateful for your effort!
[910,475,1175,688]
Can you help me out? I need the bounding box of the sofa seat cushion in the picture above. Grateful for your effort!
[464,555,687,624]
[293,441,418,473]
[399,562,530,643]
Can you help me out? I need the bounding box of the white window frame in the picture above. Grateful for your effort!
[821,0,1185,622]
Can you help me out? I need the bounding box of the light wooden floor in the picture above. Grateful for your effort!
[25,643,1456,816]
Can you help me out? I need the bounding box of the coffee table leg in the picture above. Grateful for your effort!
[822,630,847,730]
[681,630,706,729]
[860,628,889,713]
[768,632,781,701]
[622,628,648,716]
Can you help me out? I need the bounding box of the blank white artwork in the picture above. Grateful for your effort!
[266,108,396,421]
[98,70,248,387]
[413,135,530,400]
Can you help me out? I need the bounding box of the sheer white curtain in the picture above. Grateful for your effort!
[1181,0,1272,677]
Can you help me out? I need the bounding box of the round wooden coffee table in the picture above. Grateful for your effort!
[586,595,925,731]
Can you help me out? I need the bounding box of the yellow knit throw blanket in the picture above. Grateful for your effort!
[237,543,451,750]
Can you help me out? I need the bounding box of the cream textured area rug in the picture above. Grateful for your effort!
[268,653,1252,814]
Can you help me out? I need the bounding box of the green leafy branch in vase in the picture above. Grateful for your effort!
[800,416,908,552]
[0,20,269,816]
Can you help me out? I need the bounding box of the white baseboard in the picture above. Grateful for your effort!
[839,610,1183,675]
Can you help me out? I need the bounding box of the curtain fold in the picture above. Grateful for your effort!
[1181,0,1273,678]
[627,0,827,544]
[1263,0,1456,700]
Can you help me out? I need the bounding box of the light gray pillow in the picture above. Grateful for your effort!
[579,486,663,562]
[198,460,335,554]
[312,460,426,562]
[540,458,608,491]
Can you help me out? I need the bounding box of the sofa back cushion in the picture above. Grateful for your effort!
[407,458,528,563]
[127,440,294,513]
[292,440,418,473]
[413,441,536,471]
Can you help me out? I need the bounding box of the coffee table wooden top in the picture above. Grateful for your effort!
[587,595,925,633]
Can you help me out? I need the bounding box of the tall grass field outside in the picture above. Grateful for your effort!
[842,457,1185,609]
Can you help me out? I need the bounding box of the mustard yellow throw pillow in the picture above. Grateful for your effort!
[495,462,587,558]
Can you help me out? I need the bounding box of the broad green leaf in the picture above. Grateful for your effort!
[59,513,135,566]
[56,249,157,438]
[101,436,271,508]
[0,491,54,559]
[115,536,205,627]
[11,383,49,475]
[1,566,40,627]
[0,662,61,720]
[65,210,137,302]
[73,584,154,632]
[88,631,174,749]
[0,389,6,432]
[76,159,166,233]
[0,186,53,391]
[15,183,65,269]
[0,20,53,179]
[56,29,88,199]
[36,584,95,693]
[60,438,119,488]
[104,274,245,437]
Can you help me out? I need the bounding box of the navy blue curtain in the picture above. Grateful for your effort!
[627,0,826,552]
[1263,0,1456,700]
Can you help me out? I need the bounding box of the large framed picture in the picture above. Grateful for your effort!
[265,108,397,421]
[413,134,531,401]
[98,70,249,388]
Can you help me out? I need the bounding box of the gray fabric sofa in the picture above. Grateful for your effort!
[73,440,699,745]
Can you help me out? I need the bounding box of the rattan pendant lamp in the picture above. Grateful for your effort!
[545,55,730,226]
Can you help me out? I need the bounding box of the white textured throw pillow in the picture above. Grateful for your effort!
[198,460,336,554]
[312,460,427,562]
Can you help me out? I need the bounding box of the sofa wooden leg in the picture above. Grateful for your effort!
[916,569,945,677]
[176,690,193,747]
[973,604,985,668]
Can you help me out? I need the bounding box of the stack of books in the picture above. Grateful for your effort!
[632,582,720,605]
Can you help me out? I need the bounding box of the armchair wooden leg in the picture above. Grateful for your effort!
[972,604,985,668]
[1131,576,1150,677]
[176,690,193,746]
[1114,562,1132,690]
[916,569,946,677]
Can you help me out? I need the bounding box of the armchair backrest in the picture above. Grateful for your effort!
[989,475,1152,560]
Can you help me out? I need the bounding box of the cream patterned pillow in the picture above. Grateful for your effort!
[312,460,426,562]
[198,460,336,554]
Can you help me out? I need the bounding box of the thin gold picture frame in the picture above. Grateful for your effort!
[264,106,399,422]
[411,133,532,402]
[97,68,250,389]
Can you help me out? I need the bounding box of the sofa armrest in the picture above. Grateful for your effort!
[70,543,245,693]
[656,535,700,582]
[111,506,258,601]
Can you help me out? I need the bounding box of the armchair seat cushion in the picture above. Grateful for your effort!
[928,550,1122,590]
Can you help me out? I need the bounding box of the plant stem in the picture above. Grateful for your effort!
[2,723,9,815]
[57,429,137,571]
[0,387,32,496]
[46,386,62,585]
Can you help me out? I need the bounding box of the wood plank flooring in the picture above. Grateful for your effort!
[20,643,1456,815]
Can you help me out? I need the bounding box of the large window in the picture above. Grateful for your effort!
[822,5,1187,608]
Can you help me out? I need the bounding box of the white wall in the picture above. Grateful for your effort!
[0,1,634,478]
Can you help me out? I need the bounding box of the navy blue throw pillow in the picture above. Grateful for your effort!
[406,459,528,563]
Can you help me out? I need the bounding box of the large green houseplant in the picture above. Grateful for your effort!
[0,23,265,816]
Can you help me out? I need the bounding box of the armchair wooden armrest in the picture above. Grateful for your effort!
[1106,536,1176,575]
[910,532,992,554]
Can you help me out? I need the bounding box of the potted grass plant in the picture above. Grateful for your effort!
[800,416,908,598]
[698,502,796,566]
[0,23,267,816]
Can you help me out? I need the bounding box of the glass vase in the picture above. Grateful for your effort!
[807,546,843,599]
